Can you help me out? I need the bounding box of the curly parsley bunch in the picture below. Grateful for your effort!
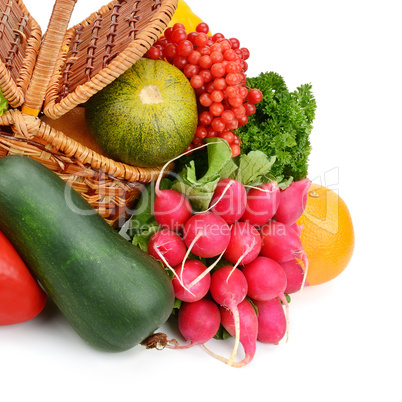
[236,72,316,183]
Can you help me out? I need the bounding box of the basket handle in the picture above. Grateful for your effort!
[21,0,78,117]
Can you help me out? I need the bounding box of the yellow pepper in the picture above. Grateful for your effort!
[167,0,210,34]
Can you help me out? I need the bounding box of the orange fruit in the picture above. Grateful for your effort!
[297,183,355,286]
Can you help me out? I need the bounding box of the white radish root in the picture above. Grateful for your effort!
[197,179,236,213]
[201,343,251,368]
[227,242,255,280]
[155,142,217,197]
[187,248,225,289]
[244,181,279,193]
[155,247,190,293]
[227,306,240,367]
[299,251,309,295]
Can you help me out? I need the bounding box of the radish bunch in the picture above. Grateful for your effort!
[148,174,311,367]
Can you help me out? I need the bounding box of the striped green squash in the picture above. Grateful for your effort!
[85,58,198,167]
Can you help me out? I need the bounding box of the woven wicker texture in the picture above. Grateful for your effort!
[44,0,178,119]
[0,0,42,108]
[0,0,178,227]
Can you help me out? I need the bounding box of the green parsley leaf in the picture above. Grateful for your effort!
[236,71,316,182]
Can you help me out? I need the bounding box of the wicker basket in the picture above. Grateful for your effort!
[0,0,178,227]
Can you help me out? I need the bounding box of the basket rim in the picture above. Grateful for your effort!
[42,0,178,120]
[0,108,174,184]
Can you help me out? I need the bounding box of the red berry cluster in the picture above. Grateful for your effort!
[144,22,263,157]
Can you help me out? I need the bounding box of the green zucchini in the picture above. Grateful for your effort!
[0,155,174,352]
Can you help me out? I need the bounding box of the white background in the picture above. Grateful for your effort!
[2,1,402,401]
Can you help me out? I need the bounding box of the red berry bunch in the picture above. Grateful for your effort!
[144,22,263,157]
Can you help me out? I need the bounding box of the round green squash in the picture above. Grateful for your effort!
[85,58,198,167]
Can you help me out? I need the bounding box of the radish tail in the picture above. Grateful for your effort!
[227,306,240,367]
[199,179,236,213]
[155,142,215,197]
[155,247,190,293]
[201,344,250,368]
[181,231,203,273]
[227,242,255,280]
[167,341,196,350]
[177,231,203,297]
[299,251,309,295]
[233,242,255,270]
[187,248,225,289]
[244,181,279,193]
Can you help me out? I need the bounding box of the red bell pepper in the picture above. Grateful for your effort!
[0,230,47,325]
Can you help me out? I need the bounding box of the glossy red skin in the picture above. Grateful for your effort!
[0,231,47,326]
[223,221,262,266]
[154,190,193,231]
[148,229,187,267]
[240,182,280,226]
[172,259,211,302]
[178,299,221,345]
[253,298,287,344]
[220,299,258,365]
[280,259,305,294]
[242,256,287,301]
[183,212,231,258]
[209,179,247,224]
[274,178,311,226]
[259,220,304,262]
[210,266,248,309]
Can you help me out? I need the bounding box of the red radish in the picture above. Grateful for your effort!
[148,229,187,267]
[152,144,216,232]
[274,178,311,225]
[259,221,303,262]
[210,266,248,314]
[210,266,248,366]
[172,259,211,302]
[242,256,287,301]
[209,178,247,224]
[259,220,309,290]
[253,298,287,344]
[183,211,231,258]
[240,181,280,226]
[204,299,258,368]
[242,256,290,341]
[153,189,193,231]
[280,259,306,294]
[223,221,262,266]
[171,299,221,349]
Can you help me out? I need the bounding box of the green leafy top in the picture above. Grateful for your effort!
[171,138,237,211]
[236,71,316,182]
[120,138,279,248]
[172,138,276,211]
